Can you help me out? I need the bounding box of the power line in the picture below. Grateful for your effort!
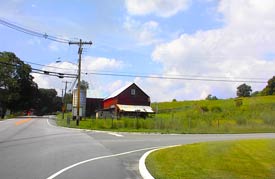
[24,60,77,71]
[31,71,76,79]
[21,60,268,81]
[87,72,266,84]
[0,18,70,44]
[0,61,77,79]
[1,60,267,83]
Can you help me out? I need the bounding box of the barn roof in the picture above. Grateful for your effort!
[104,83,148,100]
[104,83,133,100]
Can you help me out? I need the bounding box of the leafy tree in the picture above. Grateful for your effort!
[206,94,218,100]
[79,80,89,90]
[236,83,252,97]
[262,76,275,96]
[34,88,62,115]
[0,52,38,115]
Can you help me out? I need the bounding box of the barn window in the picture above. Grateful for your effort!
[131,89,136,95]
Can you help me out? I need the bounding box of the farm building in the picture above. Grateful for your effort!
[86,98,103,117]
[97,83,154,119]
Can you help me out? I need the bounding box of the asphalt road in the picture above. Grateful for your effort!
[0,116,275,179]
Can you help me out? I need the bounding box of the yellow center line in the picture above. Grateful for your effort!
[15,118,32,126]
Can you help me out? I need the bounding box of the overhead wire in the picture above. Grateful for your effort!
[0,18,70,44]
[0,19,269,84]
[0,61,77,79]
[86,72,266,84]
[21,60,268,82]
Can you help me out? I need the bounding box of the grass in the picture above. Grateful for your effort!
[146,139,275,179]
[55,95,275,133]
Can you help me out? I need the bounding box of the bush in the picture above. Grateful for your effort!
[200,106,209,112]
[235,98,243,107]
[211,106,222,113]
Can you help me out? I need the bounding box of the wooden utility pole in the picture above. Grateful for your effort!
[62,81,71,119]
[69,39,92,126]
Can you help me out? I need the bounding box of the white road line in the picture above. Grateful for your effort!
[46,118,56,128]
[46,146,160,179]
[46,118,124,137]
[106,132,124,137]
[0,118,17,123]
[139,145,180,179]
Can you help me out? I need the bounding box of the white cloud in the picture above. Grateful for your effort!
[123,17,161,45]
[140,0,275,101]
[82,56,124,71]
[33,56,124,96]
[125,0,190,17]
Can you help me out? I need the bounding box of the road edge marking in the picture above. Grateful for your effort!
[139,145,180,179]
[46,146,160,179]
[46,118,124,137]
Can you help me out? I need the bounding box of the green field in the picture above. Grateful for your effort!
[56,95,275,133]
[146,139,275,179]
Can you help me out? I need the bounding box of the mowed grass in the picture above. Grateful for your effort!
[146,139,275,179]
[56,95,275,133]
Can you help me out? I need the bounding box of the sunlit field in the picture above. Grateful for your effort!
[56,96,275,134]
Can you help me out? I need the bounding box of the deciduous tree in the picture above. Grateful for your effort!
[236,83,252,97]
[262,76,275,96]
[0,52,38,115]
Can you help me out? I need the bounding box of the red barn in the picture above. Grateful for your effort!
[98,83,153,118]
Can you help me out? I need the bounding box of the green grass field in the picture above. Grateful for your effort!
[56,95,275,133]
[146,139,275,179]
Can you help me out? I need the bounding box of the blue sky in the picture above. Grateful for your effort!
[1,0,275,101]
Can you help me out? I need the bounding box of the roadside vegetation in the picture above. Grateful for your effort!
[146,139,275,179]
[56,95,275,134]
[0,51,62,119]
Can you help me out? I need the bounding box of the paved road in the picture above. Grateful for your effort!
[0,116,275,179]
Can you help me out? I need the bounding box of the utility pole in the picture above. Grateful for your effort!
[69,39,92,126]
[62,81,71,119]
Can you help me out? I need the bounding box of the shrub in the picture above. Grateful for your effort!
[235,98,243,107]
[200,106,209,113]
[211,106,222,113]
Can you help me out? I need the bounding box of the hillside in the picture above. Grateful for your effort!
[150,95,275,133]
[57,95,275,134]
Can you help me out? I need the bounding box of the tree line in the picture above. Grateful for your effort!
[0,52,62,118]
[206,78,275,100]
[236,76,275,98]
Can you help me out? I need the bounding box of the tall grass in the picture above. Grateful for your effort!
[56,96,275,133]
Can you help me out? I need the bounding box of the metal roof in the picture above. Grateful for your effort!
[116,104,154,113]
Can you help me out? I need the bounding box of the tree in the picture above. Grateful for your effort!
[79,80,89,90]
[236,83,252,97]
[34,88,62,115]
[205,94,218,100]
[0,52,38,115]
[262,76,275,96]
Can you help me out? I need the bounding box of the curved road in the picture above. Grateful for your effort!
[0,116,275,179]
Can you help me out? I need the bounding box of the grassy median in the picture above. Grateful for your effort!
[146,139,275,179]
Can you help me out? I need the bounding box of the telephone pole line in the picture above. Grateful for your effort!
[69,39,92,126]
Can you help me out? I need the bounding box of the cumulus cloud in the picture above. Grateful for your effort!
[33,56,124,96]
[139,0,275,101]
[125,0,190,17]
[123,17,161,45]
[82,56,124,71]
